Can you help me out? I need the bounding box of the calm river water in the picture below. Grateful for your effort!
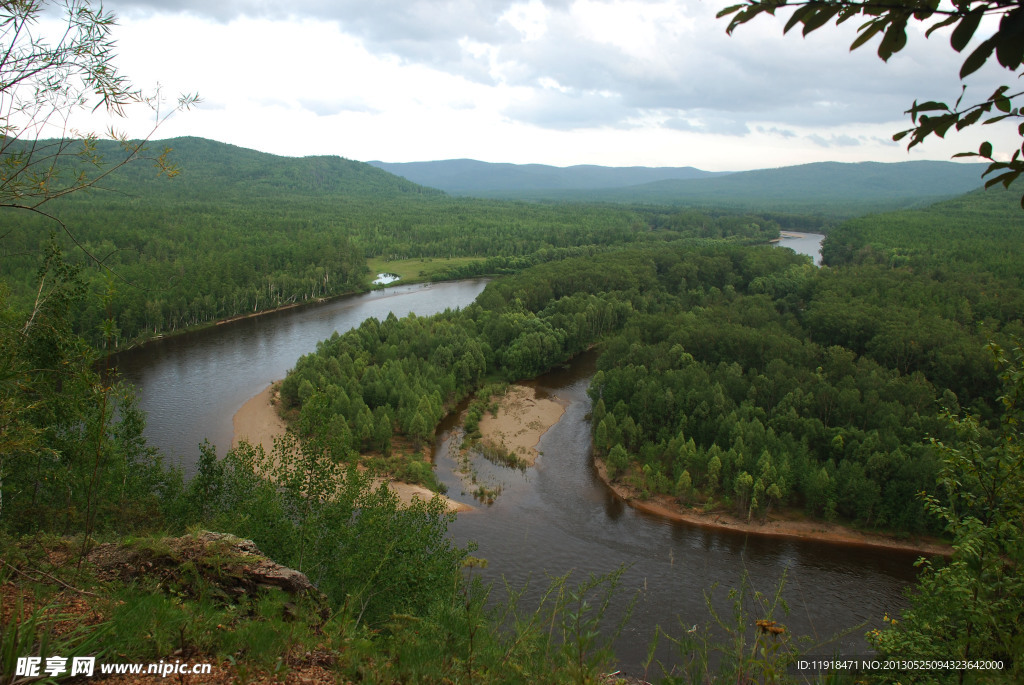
[776,231,824,266]
[113,235,925,675]
[114,280,490,464]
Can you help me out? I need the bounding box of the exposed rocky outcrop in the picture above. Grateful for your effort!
[88,531,326,611]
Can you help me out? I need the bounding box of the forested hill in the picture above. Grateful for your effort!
[92,136,444,200]
[2,135,996,350]
[1,137,785,348]
[824,184,1024,278]
[380,158,988,218]
[367,158,724,194]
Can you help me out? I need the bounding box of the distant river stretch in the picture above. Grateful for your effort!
[776,231,824,266]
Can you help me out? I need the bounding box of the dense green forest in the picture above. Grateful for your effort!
[273,186,1022,535]
[823,185,1024,276]
[279,209,1022,534]
[2,138,994,351]
[1,138,786,347]
[585,188,1024,530]
[268,196,1023,678]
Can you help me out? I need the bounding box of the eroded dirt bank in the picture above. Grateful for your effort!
[593,458,951,556]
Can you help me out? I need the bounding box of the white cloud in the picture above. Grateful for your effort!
[807,133,863,148]
[501,1,550,42]
[79,0,1023,169]
[503,87,632,129]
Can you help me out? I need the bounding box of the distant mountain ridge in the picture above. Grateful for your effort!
[368,157,988,217]
[601,160,988,204]
[367,158,726,194]
[108,140,984,218]
[60,138,988,219]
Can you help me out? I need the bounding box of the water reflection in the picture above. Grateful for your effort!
[372,272,400,285]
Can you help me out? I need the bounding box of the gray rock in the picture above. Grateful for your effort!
[88,531,326,609]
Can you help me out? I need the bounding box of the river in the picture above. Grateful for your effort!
[436,353,917,670]
[114,280,490,466]
[113,234,923,675]
[776,231,825,266]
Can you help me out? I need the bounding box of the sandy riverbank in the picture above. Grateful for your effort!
[593,458,951,557]
[232,384,289,455]
[769,230,814,243]
[232,384,471,513]
[476,385,566,466]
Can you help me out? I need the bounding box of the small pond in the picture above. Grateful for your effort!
[372,272,401,285]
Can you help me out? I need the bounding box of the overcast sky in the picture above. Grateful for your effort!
[66,0,1018,170]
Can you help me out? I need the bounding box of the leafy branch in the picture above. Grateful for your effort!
[1,1,200,265]
[718,0,1024,206]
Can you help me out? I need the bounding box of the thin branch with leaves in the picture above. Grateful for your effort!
[719,0,1024,207]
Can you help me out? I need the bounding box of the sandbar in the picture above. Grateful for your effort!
[476,384,566,466]
[232,384,288,455]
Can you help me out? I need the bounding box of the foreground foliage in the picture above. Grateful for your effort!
[0,242,177,538]
[867,344,1024,682]
[171,435,464,630]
